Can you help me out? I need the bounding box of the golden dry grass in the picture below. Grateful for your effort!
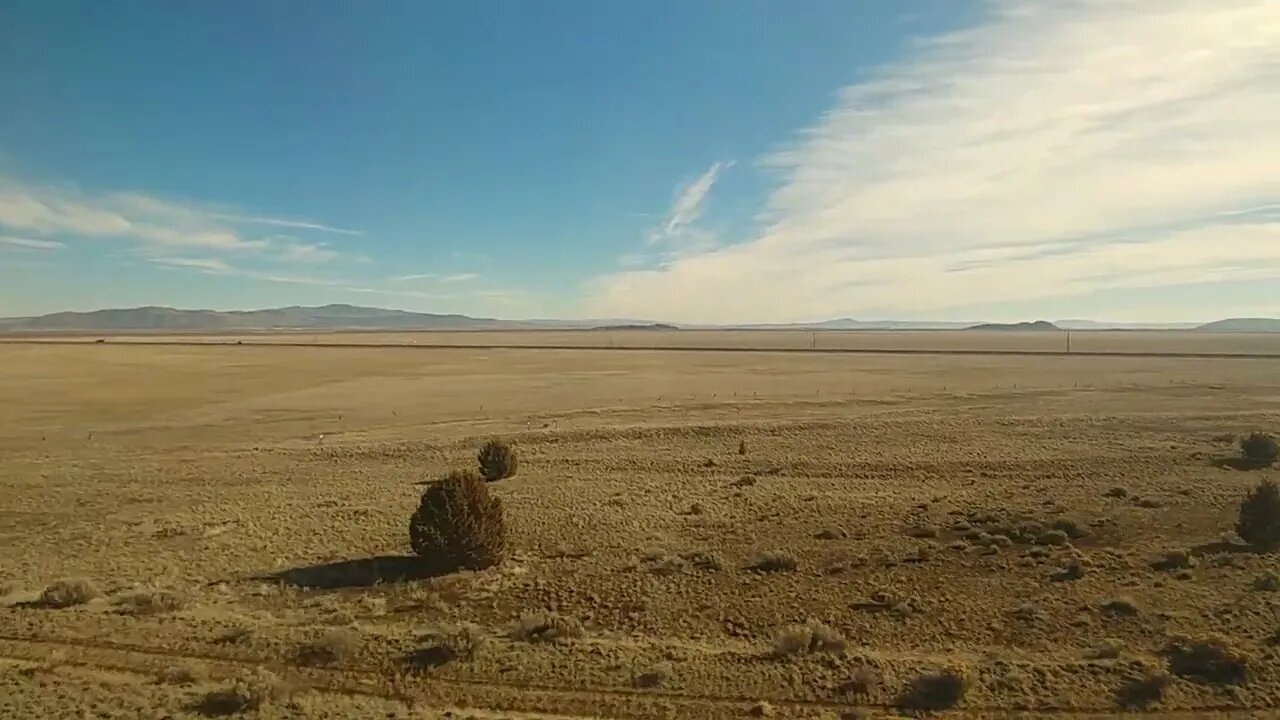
[1,335,1279,718]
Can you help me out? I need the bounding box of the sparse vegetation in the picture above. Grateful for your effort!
[477,438,518,481]
[295,628,360,666]
[422,622,487,661]
[770,621,847,656]
[510,612,584,643]
[900,665,971,711]
[39,578,98,608]
[746,551,798,572]
[1117,668,1171,709]
[1239,432,1278,467]
[157,664,204,685]
[195,669,291,716]
[1151,550,1195,571]
[1236,479,1280,552]
[116,588,186,615]
[409,468,506,570]
[1164,634,1252,685]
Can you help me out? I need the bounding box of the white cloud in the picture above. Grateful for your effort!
[587,0,1280,323]
[649,161,730,245]
[0,235,64,250]
[442,272,479,282]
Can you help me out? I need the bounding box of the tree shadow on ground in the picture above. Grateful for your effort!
[1211,456,1273,471]
[262,555,447,589]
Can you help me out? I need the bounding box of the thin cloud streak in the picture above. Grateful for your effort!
[587,0,1280,323]
[0,235,64,250]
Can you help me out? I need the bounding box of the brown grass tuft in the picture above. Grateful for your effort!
[156,664,204,685]
[746,551,798,572]
[409,469,506,570]
[295,628,360,666]
[771,621,847,656]
[39,578,98,608]
[476,438,518,481]
[1117,669,1172,709]
[510,612,584,643]
[116,589,186,615]
[194,669,291,716]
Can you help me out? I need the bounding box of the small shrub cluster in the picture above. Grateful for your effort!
[422,623,487,662]
[509,612,584,643]
[295,629,360,666]
[39,578,98,608]
[1117,669,1172,709]
[746,551,798,572]
[195,669,291,715]
[116,589,186,615]
[1237,479,1280,552]
[771,621,847,656]
[409,469,506,571]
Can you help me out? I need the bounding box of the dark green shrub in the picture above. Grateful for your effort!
[1236,479,1280,552]
[477,439,518,481]
[409,469,506,570]
[1240,432,1278,466]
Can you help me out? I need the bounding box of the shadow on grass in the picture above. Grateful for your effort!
[263,555,447,589]
[1190,540,1261,557]
[1211,456,1273,471]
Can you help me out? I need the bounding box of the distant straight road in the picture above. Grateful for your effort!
[3,329,1280,359]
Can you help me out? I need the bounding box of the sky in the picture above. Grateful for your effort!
[1,0,1277,323]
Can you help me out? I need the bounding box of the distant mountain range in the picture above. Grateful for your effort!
[1,305,1277,333]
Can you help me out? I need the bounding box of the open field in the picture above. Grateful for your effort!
[6,328,1280,357]
[2,336,1280,718]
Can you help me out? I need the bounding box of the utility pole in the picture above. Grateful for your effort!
[1066,330,1072,354]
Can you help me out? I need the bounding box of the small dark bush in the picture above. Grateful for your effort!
[900,665,971,710]
[1164,634,1251,685]
[116,589,186,615]
[409,469,506,570]
[194,670,290,715]
[477,439,518,481]
[1237,479,1280,552]
[1239,432,1278,466]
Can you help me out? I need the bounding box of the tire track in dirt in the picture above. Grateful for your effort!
[0,634,1252,718]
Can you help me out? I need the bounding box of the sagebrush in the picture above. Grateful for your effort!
[1239,432,1278,466]
[477,439,518,481]
[409,469,506,570]
[1236,479,1280,552]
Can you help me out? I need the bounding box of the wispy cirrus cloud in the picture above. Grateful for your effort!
[390,272,479,283]
[649,161,730,246]
[588,0,1280,323]
[0,178,361,262]
[0,235,64,250]
[147,256,233,272]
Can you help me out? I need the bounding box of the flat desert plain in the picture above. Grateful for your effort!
[1,333,1279,719]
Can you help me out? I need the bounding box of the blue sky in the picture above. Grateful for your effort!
[1,1,1277,322]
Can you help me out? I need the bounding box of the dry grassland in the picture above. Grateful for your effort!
[2,335,1279,718]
